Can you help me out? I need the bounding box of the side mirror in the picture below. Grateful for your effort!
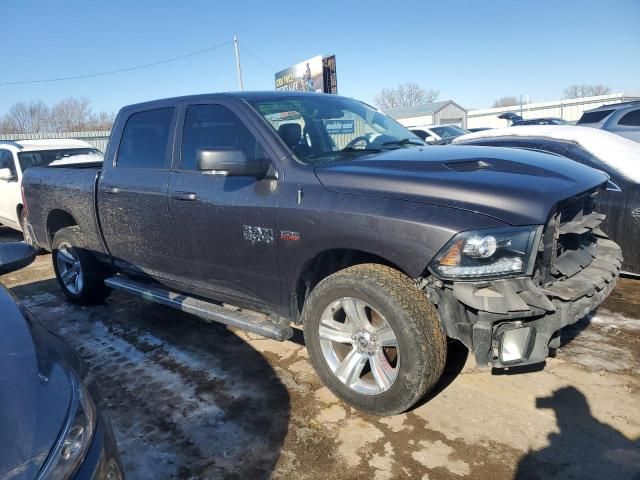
[197,148,269,177]
[0,242,36,275]
[0,168,16,181]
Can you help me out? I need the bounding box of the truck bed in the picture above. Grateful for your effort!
[22,166,107,254]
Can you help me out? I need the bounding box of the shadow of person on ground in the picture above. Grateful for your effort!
[515,386,640,480]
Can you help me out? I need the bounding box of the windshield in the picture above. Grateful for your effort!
[247,95,425,165]
[17,148,102,171]
[430,125,468,138]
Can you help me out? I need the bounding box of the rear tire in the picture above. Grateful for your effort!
[303,264,446,416]
[52,226,110,305]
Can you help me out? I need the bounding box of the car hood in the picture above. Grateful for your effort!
[0,287,74,479]
[314,146,609,225]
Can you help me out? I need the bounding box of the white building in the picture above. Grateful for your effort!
[466,92,640,129]
[386,100,468,128]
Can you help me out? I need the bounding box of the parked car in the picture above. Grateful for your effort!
[467,127,492,133]
[512,117,568,126]
[453,125,640,275]
[577,100,640,142]
[0,140,103,246]
[0,242,122,479]
[409,124,470,144]
[23,92,621,416]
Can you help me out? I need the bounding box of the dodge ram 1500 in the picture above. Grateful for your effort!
[22,92,622,415]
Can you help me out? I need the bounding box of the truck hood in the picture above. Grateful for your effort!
[0,287,73,479]
[314,145,609,225]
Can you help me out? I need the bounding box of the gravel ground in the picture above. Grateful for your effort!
[1,227,639,479]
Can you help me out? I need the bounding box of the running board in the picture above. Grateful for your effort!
[104,276,293,341]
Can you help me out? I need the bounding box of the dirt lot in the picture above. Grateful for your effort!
[1,227,639,480]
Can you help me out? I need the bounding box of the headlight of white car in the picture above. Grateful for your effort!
[39,373,97,479]
[430,226,542,280]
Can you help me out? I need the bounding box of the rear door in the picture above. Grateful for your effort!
[166,100,282,308]
[97,106,177,277]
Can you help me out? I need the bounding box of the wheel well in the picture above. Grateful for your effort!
[294,249,405,316]
[47,210,78,244]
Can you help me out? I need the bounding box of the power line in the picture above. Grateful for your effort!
[242,44,277,72]
[0,40,233,87]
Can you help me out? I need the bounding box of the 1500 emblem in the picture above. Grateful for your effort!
[243,225,274,244]
[280,230,301,241]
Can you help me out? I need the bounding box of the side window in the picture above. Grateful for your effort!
[181,104,266,171]
[117,107,174,169]
[618,109,640,127]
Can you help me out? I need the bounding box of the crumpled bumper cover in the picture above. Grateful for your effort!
[431,236,622,368]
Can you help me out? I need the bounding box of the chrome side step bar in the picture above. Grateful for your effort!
[104,276,293,342]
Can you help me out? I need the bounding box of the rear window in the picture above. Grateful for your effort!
[117,108,174,169]
[618,109,640,126]
[577,109,614,124]
[17,148,101,171]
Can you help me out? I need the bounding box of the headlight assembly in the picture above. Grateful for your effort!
[38,373,97,480]
[430,226,542,280]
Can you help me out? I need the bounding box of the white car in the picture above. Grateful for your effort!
[576,100,640,142]
[0,139,103,245]
[408,124,470,144]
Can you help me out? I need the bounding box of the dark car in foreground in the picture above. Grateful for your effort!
[453,125,640,276]
[0,242,122,479]
[22,92,621,416]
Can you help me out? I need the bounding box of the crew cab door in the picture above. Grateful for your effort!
[167,101,281,308]
[0,149,20,229]
[97,106,177,277]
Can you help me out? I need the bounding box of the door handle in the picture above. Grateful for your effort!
[172,191,198,201]
[102,186,119,194]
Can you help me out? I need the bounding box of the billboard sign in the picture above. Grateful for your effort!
[275,55,337,94]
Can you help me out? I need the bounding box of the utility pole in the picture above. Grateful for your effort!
[233,36,244,91]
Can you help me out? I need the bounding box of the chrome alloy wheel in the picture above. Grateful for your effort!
[56,242,84,295]
[318,297,399,395]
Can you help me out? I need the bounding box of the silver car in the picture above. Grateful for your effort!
[577,100,640,142]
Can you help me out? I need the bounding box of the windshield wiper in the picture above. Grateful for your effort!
[381,138,425,147]
[340,146,383,153]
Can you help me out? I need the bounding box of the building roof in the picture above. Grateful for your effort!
[385,100,466,119]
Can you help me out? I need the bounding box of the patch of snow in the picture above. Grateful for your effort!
[453,125,640,183]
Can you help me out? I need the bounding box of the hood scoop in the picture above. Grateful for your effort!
[444,159,492,172]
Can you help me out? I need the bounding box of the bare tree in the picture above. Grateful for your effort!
[50,97,93,132]
[3,100,51,134]
[0,97,115,134]
[374,83,439,110]
[493,96,519,108]
[563,84,612,99]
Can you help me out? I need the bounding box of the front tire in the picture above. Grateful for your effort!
[52,226,110,305]
[303,264,446,416]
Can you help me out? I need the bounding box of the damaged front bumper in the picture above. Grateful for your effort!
[425,235,623,368]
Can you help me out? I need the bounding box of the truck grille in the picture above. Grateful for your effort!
[538,189,605,285]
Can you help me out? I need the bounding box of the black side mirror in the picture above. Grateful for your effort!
[0,242,36,275]
[196,148,269,177]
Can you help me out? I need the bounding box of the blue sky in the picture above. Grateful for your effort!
[1,0,638,115]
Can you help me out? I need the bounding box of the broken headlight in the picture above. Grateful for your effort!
[430,226,541,280]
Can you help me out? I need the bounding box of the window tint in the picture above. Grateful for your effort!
[577,109,614,124]
[618,109,640,126]
[117,108,174,169]
[0,150,16,176]
[181,104,265,170]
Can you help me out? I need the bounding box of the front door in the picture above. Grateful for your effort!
[0,150,20,229]
[97,106,176,277]
[167,102,281,309]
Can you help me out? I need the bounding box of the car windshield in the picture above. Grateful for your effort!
[17,148,102,171]
[430,125,468,138]
[247,95,425,165]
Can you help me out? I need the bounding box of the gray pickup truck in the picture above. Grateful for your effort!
[22,92,622,415]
